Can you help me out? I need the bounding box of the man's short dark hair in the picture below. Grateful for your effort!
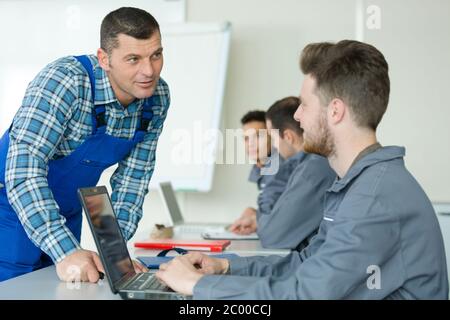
[101,7,160,54]
[265,96,303,137]
[300,40,390,130]
[240,110,267,125]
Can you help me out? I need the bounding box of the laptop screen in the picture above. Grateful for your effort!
[79,187,135,287]
[159,182,184,225]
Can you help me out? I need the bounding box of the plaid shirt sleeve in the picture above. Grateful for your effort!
[110,78,171,241]
[5,62,83,263]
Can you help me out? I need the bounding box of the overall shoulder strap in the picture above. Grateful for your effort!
[133,96,155,142]
[74,55,106,134]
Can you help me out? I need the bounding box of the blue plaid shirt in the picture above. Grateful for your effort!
[5,55,170,263]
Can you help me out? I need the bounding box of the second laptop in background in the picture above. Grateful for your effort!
[158,182,258,240]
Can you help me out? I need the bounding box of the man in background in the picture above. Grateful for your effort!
[256,97,335,249]
[229,110,284,234]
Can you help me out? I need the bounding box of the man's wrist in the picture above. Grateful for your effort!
[43,230,82,263]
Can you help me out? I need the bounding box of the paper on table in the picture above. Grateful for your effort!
[202,231,259,240]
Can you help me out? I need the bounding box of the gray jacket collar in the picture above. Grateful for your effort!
[285,150,307,164]
[328,146,406,193]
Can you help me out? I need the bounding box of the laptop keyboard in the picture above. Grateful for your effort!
[127,273,168,291]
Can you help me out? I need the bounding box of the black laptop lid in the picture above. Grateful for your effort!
[78,186,135,291]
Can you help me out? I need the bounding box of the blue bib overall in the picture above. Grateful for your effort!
[0,55,154,281]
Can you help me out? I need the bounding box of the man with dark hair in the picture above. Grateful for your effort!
[100,7,160,55]
[0,7,168,282]
[156,40,448,299]
[240,110,273,191]
[229,110,284,234]
[240,110,266,127]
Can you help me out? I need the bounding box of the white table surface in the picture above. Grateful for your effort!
[0,230,290,300]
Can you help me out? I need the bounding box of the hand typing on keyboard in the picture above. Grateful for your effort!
[155,252,229,295]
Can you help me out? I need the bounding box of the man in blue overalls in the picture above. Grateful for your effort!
[0,7,170,283]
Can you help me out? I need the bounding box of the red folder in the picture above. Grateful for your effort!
[134,239,231,252]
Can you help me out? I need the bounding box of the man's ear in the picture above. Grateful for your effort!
[97,48,110,71]
[328,98,346,125]
[282,129,296,145]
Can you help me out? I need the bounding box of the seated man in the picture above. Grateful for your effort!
[229,110,284,234]
[156,40,449,299]
[257,97,335,249]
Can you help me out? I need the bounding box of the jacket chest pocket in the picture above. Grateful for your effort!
[323,191,345,223]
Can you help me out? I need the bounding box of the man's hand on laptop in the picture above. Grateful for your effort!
[229,207,257,235]
[184,252,229,275]
[155,255,205,296]
[56,249,105,283]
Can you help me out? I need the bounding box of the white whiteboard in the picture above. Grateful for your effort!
[0,0,231,192]
[151,23,231,191]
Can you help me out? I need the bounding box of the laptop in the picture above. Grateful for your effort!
[158,182,258,240]
[158,181,227,233]
[78,186,191,300]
